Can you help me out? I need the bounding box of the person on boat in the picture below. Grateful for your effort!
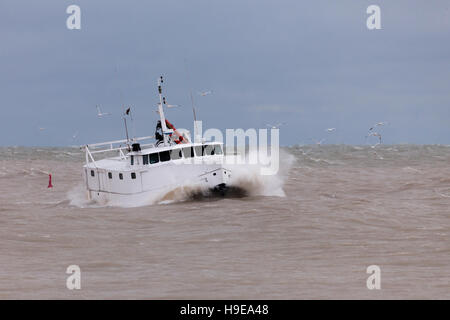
[155,120,164,145]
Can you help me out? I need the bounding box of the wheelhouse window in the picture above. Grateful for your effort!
[182,147,194,158]
[194,146,204,157]
[130,155,134,165]
[149,153,159,164]
[203,144,216,156]
[170,149,183,160]
[143,154,149,165]
[108,172,112,179]
[90,170,95,177]
[203,144,223,156]
[131,172,136,179]
[159,150,171,162]
[214,145,223,155]
[119,173,123,180]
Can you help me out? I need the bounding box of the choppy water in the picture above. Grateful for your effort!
[0,145,449,299]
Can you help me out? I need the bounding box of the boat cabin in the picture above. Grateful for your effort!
[128,142,223,167]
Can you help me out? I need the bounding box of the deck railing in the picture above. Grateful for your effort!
[81,136,155,166]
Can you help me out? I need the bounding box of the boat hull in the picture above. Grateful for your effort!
[84,161,232,206]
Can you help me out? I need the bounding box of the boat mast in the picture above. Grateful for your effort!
[157,76,171,146]
[123,116,130,146]
[183,60,199,135]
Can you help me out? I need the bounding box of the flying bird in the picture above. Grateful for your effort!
[369,122,388,131]
[156,102,180,110]
[266,122,286,129]
[96,105,110,117]
[367,132,382,144]
[198,90,212,96]
[326,128,336,132]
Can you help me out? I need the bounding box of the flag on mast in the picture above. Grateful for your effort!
[124,107,133,120]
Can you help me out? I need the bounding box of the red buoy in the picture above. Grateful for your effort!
[48,174,53,188]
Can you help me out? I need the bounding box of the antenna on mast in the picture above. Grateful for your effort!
[123,117,130,142]
[157,75,172,146]
[122,107,133,151]
[184,59,199,140]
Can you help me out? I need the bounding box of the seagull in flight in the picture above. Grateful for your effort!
[367,132,382,144]
[157,102,180,110]
[96,105,110,117]
[266,122,286,129]
[326,128,336,132]
[369,122,388,131]
[198,90,212,96]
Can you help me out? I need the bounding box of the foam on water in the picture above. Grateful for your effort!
[226,148,295,198]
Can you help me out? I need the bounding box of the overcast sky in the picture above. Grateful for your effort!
[1,0,449,146]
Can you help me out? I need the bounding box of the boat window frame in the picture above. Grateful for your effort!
[108,172,112,179]
[214,144,223,155]
[149,152,159,164]
[170,148,183,160]
[182,147,194,158]
[159,150,171,162]
[119,173,123,180]
[203,144,216,156]
[143,154,149,165]
[131,172,136,179]
[194,145,204,157]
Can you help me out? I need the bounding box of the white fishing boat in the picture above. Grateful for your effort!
[81,76,232,204]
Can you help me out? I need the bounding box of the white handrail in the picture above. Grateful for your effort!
[87,143,156,155]
[83,135,155,149]
[82,136,156,167]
